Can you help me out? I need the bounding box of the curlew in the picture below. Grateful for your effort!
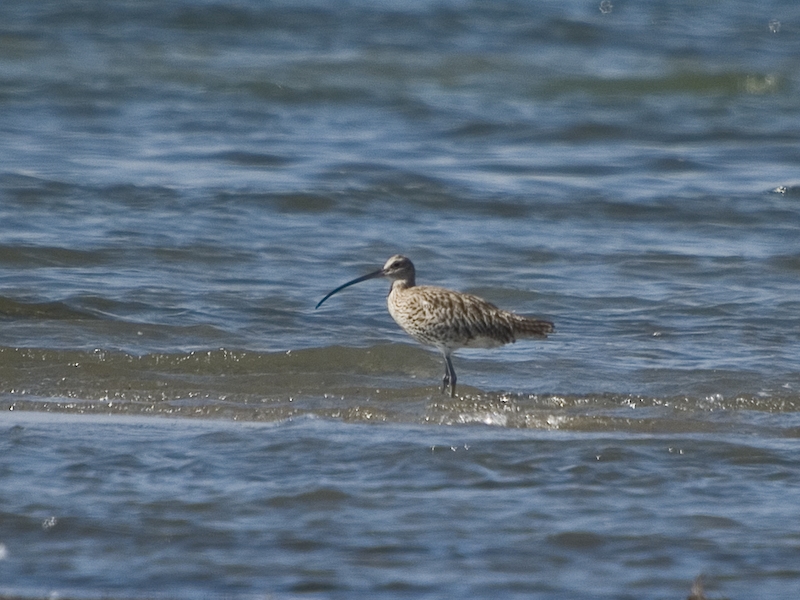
[315,255,554,397]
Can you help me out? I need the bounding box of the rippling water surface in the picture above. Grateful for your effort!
[2,0,800,598]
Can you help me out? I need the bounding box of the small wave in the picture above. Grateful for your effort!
[0,297,97,321]
[2,346,799,436]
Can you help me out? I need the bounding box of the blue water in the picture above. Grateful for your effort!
[2,0,800,597]
[4,412,800,599]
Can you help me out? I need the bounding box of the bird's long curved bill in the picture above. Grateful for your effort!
[315,268,384,309]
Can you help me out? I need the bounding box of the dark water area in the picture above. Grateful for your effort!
[2,0,800,598]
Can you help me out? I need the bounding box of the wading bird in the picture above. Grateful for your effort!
[315,255,554,397]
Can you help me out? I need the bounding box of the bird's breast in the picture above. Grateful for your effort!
[387,285,515,350]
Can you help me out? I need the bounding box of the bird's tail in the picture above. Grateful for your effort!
[511,315,554,338]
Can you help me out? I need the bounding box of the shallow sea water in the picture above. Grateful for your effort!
[3,412,800,600]
[2,0,800,598]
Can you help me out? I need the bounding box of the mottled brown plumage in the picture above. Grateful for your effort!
[316,255,554,396]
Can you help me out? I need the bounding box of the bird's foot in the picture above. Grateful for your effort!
[440,374,456,398]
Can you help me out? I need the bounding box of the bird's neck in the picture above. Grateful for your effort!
[389,278,414,295]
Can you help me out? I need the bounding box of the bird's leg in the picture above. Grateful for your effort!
[440,353,449,395]
[440,352,457,397]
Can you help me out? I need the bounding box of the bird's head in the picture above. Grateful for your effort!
[315,255,416,309]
